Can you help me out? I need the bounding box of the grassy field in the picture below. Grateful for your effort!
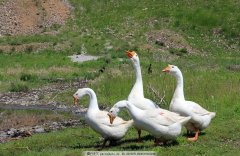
[0,0,240,155]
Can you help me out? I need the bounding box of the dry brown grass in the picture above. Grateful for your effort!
[0,43,52,53]
[0,111,71,131]
[48,66,76,73]
[146,29,200,54]
[3,66,78,77]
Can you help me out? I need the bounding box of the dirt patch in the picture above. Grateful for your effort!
[0,111,72,131]
[0,42,52,53]
[0,40,73,53]
[41,0,72,28]
[0,0,72,36]
[0,80,87,106]
[145,29,200,54]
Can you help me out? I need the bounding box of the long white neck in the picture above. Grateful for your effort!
[84,88,99,111]
[129,59,144,98]
[115,100,128,109]
[172,70,185,101]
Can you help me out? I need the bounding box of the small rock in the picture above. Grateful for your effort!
[7,128,17,136]
[35,127,45,133]
[0,132,8,138]
[61,126,66,129]
[52,122,58,126]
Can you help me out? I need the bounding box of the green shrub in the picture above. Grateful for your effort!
[50,24,61,31]
[83,72,99,80]
[20,73,37,82]
[0,74,4,80]
[9,83,29,92]
[25,46,33,53]
[72,72,79,77]
[169,48,188,56]
[179,48,188,54]
[9,41,21,45]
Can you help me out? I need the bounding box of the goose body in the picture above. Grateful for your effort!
[163,65,216,141]
[109,100,191,143]
[73,88,133,147]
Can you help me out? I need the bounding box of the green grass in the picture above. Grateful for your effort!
[1,54,236,155]
[0,51,107,91]
[0,0,240,155]
[0,120,239,156]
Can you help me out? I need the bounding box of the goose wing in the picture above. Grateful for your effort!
[186,101,210,116]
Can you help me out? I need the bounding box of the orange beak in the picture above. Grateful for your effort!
[107,113,116,124]
[162,65,171,73]
[126,50,136,58]
[73,95,78,106]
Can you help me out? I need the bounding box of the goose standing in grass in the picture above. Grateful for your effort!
[124,50,189,141]
[162,65,216,141]
[73,88,133,148]
[108,100,191,145]
[125,50,159,141]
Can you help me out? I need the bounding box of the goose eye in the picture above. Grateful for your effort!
[110,110,113,113]
[172,66,174,68]
[76,93,78,95]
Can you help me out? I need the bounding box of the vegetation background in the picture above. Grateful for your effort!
[0,0,240,155]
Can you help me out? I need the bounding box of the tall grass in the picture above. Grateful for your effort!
[0,51,106,91]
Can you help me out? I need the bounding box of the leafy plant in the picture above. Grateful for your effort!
[9,82,29,92]
[20,73,37,82]
[169,48,188,56]
[50,24,61,31]
[25,45,33,53]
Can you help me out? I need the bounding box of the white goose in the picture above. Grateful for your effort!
[125,50,188,141]
[73,88,133,147]
[126,50,159,141]
[162,65,216,141]
[108,100,191,144]
[126,50,159,110]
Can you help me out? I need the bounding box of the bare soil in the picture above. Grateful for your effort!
[0,0,72,36]
[146,29,199,54]
[0,80,87,106]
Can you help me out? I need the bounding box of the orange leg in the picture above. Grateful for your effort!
[188,130,199,141]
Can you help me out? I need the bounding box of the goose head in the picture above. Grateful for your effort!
[109,107,119,117]
[162,64,180,76]
[108,100,128,124]
[126,50,139,64]
[108,109,117,124]
[73,88,86,105]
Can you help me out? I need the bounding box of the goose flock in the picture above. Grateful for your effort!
[73,50,216,148]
